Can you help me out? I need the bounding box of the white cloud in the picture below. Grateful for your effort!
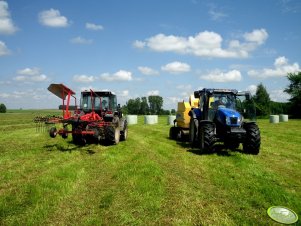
[167,96,183,105]
[243,28,268,45]
[0,1,18,34]
[248,56,300,78]
[133,40,146,48]
[176,84,192,90]
[0,40,10,56]
[38,8,69,27]
[100,70,133,81]
[86,22,103,31]
[134,29,268,58]
[138,66,159,75]
[17,67,40,76]
[200,69,242,82]
[209,9,227,21]
[147,90,160,96]
[13,67,48,82]
[270,89,290,102]
[73,75,96,83]
[246,84,257,96]
[161,61,191,74]
[118,90,129,97]
[70,36,93,44]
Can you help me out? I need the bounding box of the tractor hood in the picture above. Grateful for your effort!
[217,107,242,126]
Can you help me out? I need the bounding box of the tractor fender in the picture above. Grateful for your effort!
[189,108,201,119]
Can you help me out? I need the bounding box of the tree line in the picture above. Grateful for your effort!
[253,72,301,118]
[122,96,171,115]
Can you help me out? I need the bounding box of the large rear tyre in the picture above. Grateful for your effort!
[243,123,260,155]
[105,126,120,145]
[200,123,215,152]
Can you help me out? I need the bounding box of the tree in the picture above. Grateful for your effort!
[284,72,301,118]
[253,83,271,117]
[148,96,163,115]
[139,97,149,115]
[0,103,7,113]
[126,98,141,114]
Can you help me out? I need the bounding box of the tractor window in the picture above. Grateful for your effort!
[82,95,92,110]
[102,97,109,110]
[211,93,236,110]
[110,95,117,111]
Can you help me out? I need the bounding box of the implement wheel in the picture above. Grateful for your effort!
[49,127,57,138]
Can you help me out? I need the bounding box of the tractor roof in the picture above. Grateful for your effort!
[48,83,76,100]
[81,90,116,96]
[194,88,238,98]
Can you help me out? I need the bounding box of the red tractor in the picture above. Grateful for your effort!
[47,83,128,145]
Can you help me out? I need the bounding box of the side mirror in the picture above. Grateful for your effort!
[194,91,200,98]
[245,93,250,101]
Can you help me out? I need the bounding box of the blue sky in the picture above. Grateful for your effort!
[0,0,300,109]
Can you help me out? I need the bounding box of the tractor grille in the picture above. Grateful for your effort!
[230,117,238,124]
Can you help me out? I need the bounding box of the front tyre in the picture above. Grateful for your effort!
[243,123,260,155]
[200,123,215,152]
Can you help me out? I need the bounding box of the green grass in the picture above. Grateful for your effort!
[0,111,300,225]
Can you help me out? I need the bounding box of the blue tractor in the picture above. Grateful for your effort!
[189,88,260,154]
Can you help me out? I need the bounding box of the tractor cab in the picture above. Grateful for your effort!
[80,90,121,121]
[194,89,255,124]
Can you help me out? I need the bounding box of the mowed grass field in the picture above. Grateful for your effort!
[0,110,300,225]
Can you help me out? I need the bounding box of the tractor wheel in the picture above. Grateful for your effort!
[169,127,178,140]
[199,123,215,152]
[120,126,128,141]
[105,126,120,145]
[189,118,199,148]
[243,123,260,155]
[49,127,57,138]
[72,126,83,145]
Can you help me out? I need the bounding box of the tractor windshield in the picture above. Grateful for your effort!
[210,93,236,110]
[81,92,117,112]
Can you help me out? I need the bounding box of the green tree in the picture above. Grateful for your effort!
[148,96,163,115]
[253,83,271,117]
[139,97,149,115]
[0,103,7,113]
[284,72,301,118]
[126,98,141,114]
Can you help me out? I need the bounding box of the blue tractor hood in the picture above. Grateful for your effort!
[217,107,242,126]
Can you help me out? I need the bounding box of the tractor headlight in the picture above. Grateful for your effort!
[225,116,231,125]
[237,115,243,125]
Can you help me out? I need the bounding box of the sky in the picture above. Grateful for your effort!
[0,0,300,110]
